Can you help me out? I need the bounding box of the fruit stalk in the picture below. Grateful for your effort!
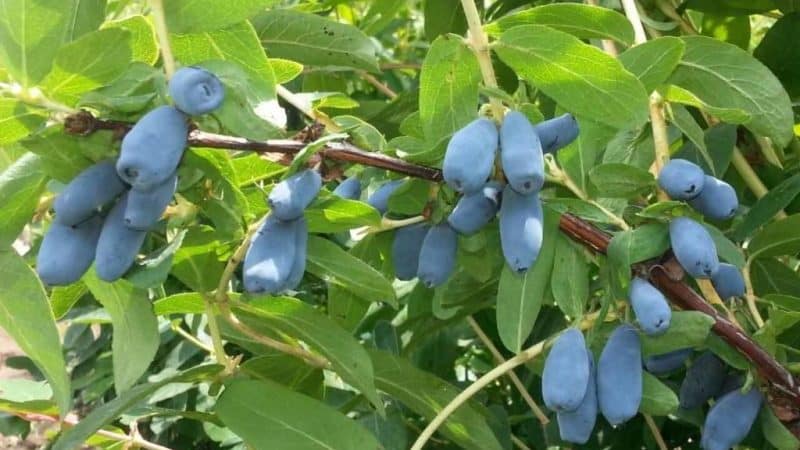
[459,0,504,121]
[148,0,176,78]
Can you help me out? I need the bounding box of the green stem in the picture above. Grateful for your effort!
[149,0,176,77]
[204,299,230,368]
[731,147,787,219]
[460,0,504,121]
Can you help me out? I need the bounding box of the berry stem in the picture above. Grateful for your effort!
[732,148,787,219]
[459,0,504,121]
[149,0,176,78]
[742,260,766,328]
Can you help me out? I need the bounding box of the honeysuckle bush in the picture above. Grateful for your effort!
[1,0,800,449]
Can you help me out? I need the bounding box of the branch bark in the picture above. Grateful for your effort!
[63,111,800,432]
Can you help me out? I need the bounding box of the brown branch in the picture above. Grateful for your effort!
[63,111,800,432]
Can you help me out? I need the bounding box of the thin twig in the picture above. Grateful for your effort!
[743,260,766,328]
[732,148,787,219]
[358,71,398,99]
[21,413,174,450]
[276,85,341,132]
[410,340,548,450]
[171,322,214,354]
[467,316,550,425]
[460,0,505,121]
[643,414,669,450]
[511,435,533,450]
[584,0,619,55]
[620,0,648,45]
[149,0,176,78]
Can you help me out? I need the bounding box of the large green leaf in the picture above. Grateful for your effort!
[640,311,715,356]
[252,9,378,72]
[52,364,222,450]
[170,226,229,293]
[748,214,800,259]
[423,0,466,40]
[557,116,617,195]
[640,372,679,415]
[164,0,279,34]
[0,153,46,247]
[732,175,800,242]
[240,352,324,398]
[0,0,104,85]
[370,350,504,450]
[305,196,381,233]
[495,25,649,129]
[419,35,481,143]
[233,296,383,413]
[618,36,685,93]
[551,234,589,319]
[496,208,560,352]
[668,36,794,147]
[751,258,800,298]
[306,235,396,307]
[0,100,46,145]
[104,15,158,65]
[84,273,159,393]
[41,28,132,105]
[216,379,379,450]
[589,163,655,198]
[754,13,800,99]
[0,251,70,417]
[486,3,634,45]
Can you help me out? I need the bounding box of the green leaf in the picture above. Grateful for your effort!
[0,0,103,85]
[551,234,589,319]
[104,15,158,65]
[52,364,222,450]
[0,153,46,247]
[269,58,303,84]
[546,198,618,225]
[328,283,369,333]
[153,293,205,315]
[217,379,380,450]
[704,223,745,268]
[170,226,229,293]
[640,372,679,415]
[84,273,159,394]
[589,163,655,198]
[761,399,800,450]
[424,0,466,40]
[662,85,750,124]
[748,214,800,259]
[496,208,560,352]
[640,311,715,357]
[18,129,96,183]
[0,100,46,145]
[41,28,133,106]
[78,62,161,114]
[668,103,713,171]
[485,3,634,45]
[0,251,70,417]
[557,116,617,195]
[754,13,800,99]
[495,25,649,130]
[306,235,397,307]
[50,282,87,319]
[668,36,794,147]
[419,35,481,143]
[358,406,409,450]
[387,179,431,216]
[751,258,800,298]
[164,0,279,34]
[701,14,750,50]
[233,297,383,413]
[674,123,737,177]
[682,0,776,15]
[370,350,504,450]
[253,9,379,72]
[732,175,800,242]
[305,195,381,233]
[240,352,324,398]
[618,36,685,93]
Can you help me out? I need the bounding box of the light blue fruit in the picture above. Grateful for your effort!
[283,217,308,292]
[116,106,188,191]
[499,186,543,273]
[669,217,720,279]
[54,160,127,226]
[500,111,545,194]
[644,348,692,375]
[711,263,745,299]
[447,181,501,235]
[416,223,458,288]
[367,179,403,215]
[597,324,642,426]
[542,328,590,412]
[532,113,579,154]
[701,387,762,450]
[124,173,177,230]
[332,176,361,200]
[443,118,498,194]
[679,351,727,409]
[628,277,672,336]
[392,223,430,281]
[689,175,739,221]
[243,214,298,294]
[557,348,597,444]
[268,169,322,221]
[36,215,103,286]
[657,159,705,200]
[95,193,148,282]
[168,66,225,116]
